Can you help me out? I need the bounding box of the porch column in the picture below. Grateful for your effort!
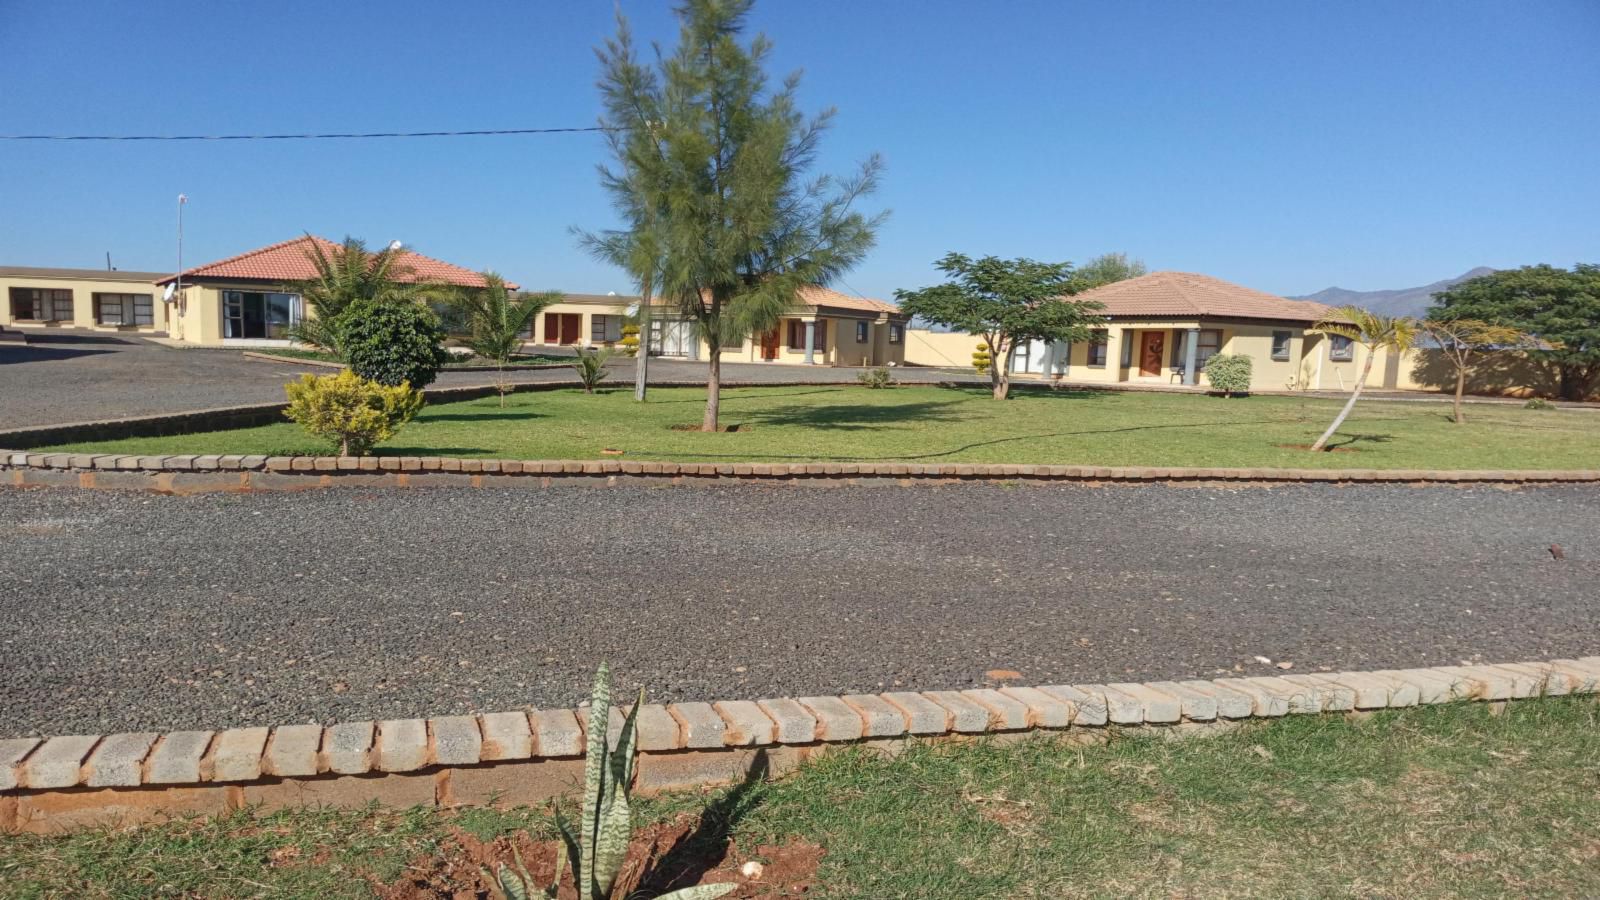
[804,319,816,364]
[1183,327,1200,385]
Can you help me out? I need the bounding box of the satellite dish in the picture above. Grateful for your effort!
[388,240,403,251]
[162,283,176,302]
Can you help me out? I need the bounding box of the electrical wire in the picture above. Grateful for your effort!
[0,126,616,141]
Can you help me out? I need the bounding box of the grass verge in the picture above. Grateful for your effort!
[41,384,1600,470]
[4,697,1598,898]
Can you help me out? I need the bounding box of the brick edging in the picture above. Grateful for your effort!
[4,450,1599,493]
[2,657,1596,832]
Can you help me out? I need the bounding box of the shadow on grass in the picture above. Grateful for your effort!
[420,410,546,423]
[748,399,968,431]
[634,750,770,895]
[641,387,851,404]
[1325,432,1396,450]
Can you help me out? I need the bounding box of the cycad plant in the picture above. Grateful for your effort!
[1309,306,1419,451]
[454,275,560,405]
[485,664,734,900]
[573,348,612,394]
[287,235,427,354]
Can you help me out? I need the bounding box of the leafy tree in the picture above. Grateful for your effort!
[1308,307,1419,451]
[287,236,429,354]
[453,274,559,406]
[1419,319,1534,424]
[896,253,1102,399]
[283,370,423,457]
[1427,264,1600,401]
[338,298,451,389]
[587,0,883,430]
[1074,252,1148,290]
[1202,353,1252,397]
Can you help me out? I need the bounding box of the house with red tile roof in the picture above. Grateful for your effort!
[904,271,1357,391]
[148,235,512,346]
[545,283,911,366]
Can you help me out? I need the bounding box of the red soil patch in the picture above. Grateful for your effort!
[375,813,822,899]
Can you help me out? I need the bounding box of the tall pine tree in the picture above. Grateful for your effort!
[585,0,883,430]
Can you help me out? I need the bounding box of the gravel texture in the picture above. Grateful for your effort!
[1,481,1596,737]
[0,331,975,429]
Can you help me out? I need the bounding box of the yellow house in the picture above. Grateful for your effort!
[637,285,910,367]
[153,235,512,347]
[1,266,170,336]
[907,271,1342,391]
[529,293,639,350]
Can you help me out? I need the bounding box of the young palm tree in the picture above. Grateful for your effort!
[453,274,560,405]
[287,236,424,354]
[1420,319,1533,424]
[1309,306,1420,451]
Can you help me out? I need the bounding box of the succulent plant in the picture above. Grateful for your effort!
[485,663,735,900]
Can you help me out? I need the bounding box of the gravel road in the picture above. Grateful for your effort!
[2,482,1595,737]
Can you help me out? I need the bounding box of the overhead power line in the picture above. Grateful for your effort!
[0,126,617,141]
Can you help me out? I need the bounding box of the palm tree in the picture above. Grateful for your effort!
[1308,306,1420,452]
[287,236,424,354]
[453,274,560,406]
[1420,319,1533,424]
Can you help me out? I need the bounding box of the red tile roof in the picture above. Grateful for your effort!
[158,235,512,289]
[1073,271,1331,323]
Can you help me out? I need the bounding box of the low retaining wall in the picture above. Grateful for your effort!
[4,450,1599,493]
[3,657,1596,833]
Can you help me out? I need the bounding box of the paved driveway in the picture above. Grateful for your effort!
[2,481,1594,736]
[1,331,974,429]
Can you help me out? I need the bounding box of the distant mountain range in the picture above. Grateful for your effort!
[1290,267,1495,318]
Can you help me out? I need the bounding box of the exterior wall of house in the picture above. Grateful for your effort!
[527,300,633,349]
[655,312,907,367]
[904,329,980,368]
[1,274,168,334]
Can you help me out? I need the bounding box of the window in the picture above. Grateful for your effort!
[94,293,155,326]
[9,287,73,321]
[785,319,827,352]
[1271,330,1292,361]
[1329,334,1354,361]
[1087,330,1108,367]
[888,322,904,343]
[1195,329,1222,368]
[590,314,622,343]
[224,291,300,339]
[855,321,868,343]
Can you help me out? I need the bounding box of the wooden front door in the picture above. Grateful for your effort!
[544,312,580,345]
[759,328,780,360]
[1139,331,1165,377]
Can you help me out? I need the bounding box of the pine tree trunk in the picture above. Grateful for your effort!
[1309,347,1375,451]
[635,287,651,403]
[1453,368,1465,424]
[703,344,721,431]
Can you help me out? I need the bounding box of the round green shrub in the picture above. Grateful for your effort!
[1524,397,1555,410]
[337,299,451,389]
[1202,352,1253,396]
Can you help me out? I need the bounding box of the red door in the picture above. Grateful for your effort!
[544,313,580,345]
[759,328,779,360]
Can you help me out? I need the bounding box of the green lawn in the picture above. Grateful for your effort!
[5,698,1597,898]
[45,384,1600,470]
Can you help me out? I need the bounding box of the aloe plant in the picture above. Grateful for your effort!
[485,663,735,900]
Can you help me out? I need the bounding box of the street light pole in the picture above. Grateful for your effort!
[174,193,187,339]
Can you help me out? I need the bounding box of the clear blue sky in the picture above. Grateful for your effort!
[2,0,1595,299]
